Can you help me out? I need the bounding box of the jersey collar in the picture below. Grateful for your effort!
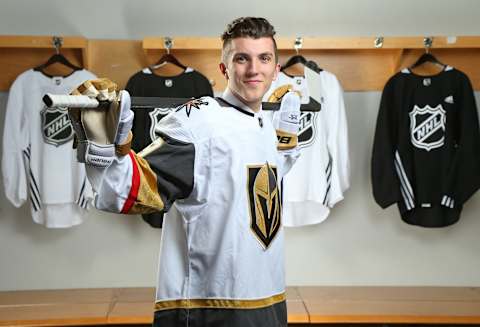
[221,88,261,114]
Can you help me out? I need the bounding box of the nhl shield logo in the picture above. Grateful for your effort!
[247,163,281,249]
[149,107,173,141]
[41,106,74,146]
[298,112,317,148]
[409,105,446,151]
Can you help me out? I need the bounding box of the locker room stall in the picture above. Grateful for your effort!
[1,0,480,301]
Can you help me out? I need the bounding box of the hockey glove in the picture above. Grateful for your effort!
[68,78,134,168]
[273,90,301,150]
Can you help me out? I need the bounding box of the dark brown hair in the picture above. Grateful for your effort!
[221,17,278,63]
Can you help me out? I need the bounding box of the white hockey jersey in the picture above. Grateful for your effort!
[263,67,350,226]
[2,69,96,228]
[86,89,298,326]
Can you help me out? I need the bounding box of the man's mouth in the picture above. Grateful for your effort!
[244,80,262,85]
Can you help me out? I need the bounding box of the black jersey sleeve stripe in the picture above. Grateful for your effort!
[22,148,42,210]
[29,183,41,211]
[143,132,195,213]
[77,178,86,203]
[29,192,39,211]
[28,169,41,202]
[23,149,31,160]
[322,184,331,206]
[80,197,88,209]
[322,154,333,205]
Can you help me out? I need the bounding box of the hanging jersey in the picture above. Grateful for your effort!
[87,89,298,326]
[263,66,350,226]
[2,69,96,228]
[371,66,480,227]
[126,67,213,150]
[125,67,213,228]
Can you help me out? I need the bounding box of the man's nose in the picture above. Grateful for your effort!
[246,58,259,75]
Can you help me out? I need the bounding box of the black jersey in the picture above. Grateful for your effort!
[372,66,480,227]
[126,67,213,228]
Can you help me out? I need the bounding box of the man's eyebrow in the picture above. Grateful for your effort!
[233,52,274,57]
[233,52,250,57]
[259,52,274,57]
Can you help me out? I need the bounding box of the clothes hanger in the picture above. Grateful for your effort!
[409,37,446,70]
[34,36,82,73]
[281,37,322,74]
[150,37,187,71]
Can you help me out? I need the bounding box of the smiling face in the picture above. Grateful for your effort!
[220,37,280,112]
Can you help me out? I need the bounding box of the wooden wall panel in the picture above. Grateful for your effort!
[0,48,83,91]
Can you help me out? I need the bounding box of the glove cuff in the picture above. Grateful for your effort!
[77,140,115,168]
[276,129,298,150]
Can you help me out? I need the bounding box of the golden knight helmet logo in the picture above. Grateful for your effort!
[247,162,281,249]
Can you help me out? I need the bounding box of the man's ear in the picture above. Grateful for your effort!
[219,63,228,79]
[272,63,280,81]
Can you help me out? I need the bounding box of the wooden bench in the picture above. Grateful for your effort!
[1,287,479,326]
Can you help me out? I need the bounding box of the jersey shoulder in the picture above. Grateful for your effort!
[156,96,221,142]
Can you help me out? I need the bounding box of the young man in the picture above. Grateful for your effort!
[69,17,300,327]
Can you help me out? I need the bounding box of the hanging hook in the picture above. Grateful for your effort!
[164,37,173,55]
[424,36,433,54]
[294,37,303,55]
[374,36,384,49]
[52,36,63,55]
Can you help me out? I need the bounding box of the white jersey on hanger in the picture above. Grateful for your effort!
[263,66,350,226]
[2,69,96,228]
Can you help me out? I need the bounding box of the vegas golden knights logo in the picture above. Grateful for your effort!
[247,163,281,249]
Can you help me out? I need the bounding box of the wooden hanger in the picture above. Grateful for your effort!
[34,36,82,75]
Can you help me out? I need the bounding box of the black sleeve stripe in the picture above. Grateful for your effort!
[28,169,41,201]
[145,132,195,212]
[77,178,86,203]
[29,183,41,211]
[323,154,333,205]
[29,193,39,212]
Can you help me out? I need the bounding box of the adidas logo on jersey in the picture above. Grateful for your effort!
[444,95,454,104]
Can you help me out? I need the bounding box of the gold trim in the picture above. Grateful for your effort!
[154,292,286,311]
[276,130,298,150]
[129,154,164,214]
[115,131,132,156]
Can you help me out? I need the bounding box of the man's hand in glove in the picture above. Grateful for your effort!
[68,78,134,168]
[273,91,301,150]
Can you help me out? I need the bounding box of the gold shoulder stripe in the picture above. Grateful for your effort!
[128,154,164,214]
[154,292,286,311]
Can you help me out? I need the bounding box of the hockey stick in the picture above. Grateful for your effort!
[43,94,321,112]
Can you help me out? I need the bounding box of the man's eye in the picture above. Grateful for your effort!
[260,55,272,63]
[235,56,247,63]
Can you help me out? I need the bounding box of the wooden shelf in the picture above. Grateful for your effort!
[1,35,480,92]
[0,35,87,49]
[143,36,480,50]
